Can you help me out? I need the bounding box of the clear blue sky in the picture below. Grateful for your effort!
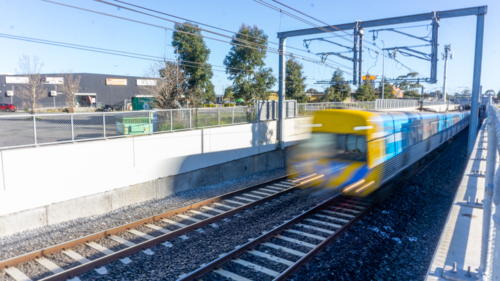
[0,0,498,96]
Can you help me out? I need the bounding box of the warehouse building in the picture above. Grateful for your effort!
[0,73,156,109]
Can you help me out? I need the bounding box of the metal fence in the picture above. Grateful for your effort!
[0,107,257,150]
[375,99,419,109]
[296,101,375,116]
[257,100,297,121]
[480,104,500,281]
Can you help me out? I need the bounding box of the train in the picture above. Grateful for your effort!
[288,109,470,196]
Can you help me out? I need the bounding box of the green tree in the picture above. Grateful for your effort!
[285,58,307,103]
[223,24,276,101]
[173,22,215,106]
[224,87,234,102]
[394,72,422,98]
[355,81,377,101]
[321,71,351,102]
[377,82,395,99]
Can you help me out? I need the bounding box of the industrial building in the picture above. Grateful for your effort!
[0,73,154,109]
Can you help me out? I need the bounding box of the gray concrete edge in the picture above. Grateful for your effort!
[0,147,289,237]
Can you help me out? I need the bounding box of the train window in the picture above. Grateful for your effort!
[300,133,367,162]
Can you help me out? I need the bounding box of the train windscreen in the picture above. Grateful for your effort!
[300,133,367,162]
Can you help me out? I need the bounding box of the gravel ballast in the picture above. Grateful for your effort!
[291,130,469,280]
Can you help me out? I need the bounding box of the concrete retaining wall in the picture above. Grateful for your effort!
[0,117,311,236]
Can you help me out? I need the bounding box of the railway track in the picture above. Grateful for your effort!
[1,174,319,281]
[176,190,384,281]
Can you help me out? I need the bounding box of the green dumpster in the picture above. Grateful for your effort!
[115,113,153,135]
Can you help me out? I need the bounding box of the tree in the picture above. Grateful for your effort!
[224,87,234,102]
[433,90,442,100]
[285,58,307,103]
[173,22,215,106]
[223,24,276,101]
[139,61,189,109]
[321,70,351,102]
[378,82,395,99]
[497,89,500,101]
[355,81,376,101]
[60,72,81,108]
[394,72,422,98]
[17,55,45,113]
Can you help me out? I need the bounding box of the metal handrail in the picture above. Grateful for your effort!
[480,104,500,281]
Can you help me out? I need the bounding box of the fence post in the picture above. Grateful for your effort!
[148,111,152,135]
[33,113,37,146]
[170,110,173,131]
[71,114,74,142]
[103,112,106,138]
[218,107,221,126]
[189,109,192,129]
[232,106,235,124]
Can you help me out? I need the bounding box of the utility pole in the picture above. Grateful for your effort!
[175,46,179,106]
[381,40,385,99]
[442,44,452,101]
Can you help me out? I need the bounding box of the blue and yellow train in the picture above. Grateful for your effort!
[288,109,470,196]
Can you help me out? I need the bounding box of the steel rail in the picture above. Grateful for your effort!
[178,191,378,281]
[0,175,299,280]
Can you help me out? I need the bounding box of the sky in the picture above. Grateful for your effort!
[0,0,498,96]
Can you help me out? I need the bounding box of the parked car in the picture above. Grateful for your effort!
[0,103,17,112]
[99,105,114,112]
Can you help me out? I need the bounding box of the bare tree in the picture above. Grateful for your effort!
[60,72,81,108]
[139,61,189,109]
[17,55,45,113]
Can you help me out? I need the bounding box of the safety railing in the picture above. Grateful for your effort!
[375,99,419,109]
[0,107,257,150]
[296,101,375,116]
[480,104,500,281]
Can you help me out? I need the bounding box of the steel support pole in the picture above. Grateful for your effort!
[278,37,286,150]
[170,110,173,131]
[358,28,364,85]
[430,15,439,83]
[467,13,485,156]
[148,111,152,135]
[218,107,220,126]
[442,45,450,102]
[232,106,235,124]
[382,41,385,100]
[353,25,358,85]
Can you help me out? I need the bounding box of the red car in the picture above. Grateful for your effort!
[0,103,17,112]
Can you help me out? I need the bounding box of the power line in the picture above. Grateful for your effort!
[0,33,321,86]
[257,0,423,77]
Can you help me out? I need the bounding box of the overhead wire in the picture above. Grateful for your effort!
[95,0,355,74]
[0,33,320,86]
[262,0,424,78]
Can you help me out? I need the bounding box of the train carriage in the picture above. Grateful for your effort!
[288,109,469,196]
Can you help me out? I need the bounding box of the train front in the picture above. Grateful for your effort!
[288,109,384,197]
